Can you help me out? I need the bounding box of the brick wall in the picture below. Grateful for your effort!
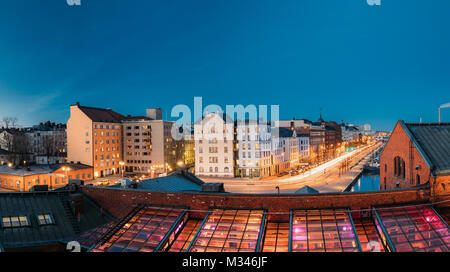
[81,186,430,222]
[380,122,431,190]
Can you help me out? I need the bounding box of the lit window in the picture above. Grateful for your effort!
[2,215,29,228]
[36,214,55,225]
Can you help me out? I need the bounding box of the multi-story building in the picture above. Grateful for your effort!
[297,132,310,163]
[278,127,299,171]
[0,128,30,166]
[67,103,124,178]
[122,108,177,176]
[235,120,272,178]
[25,121,67,164]
[194,111,234,177]
[175,126,195,170]
[340,123,360,143]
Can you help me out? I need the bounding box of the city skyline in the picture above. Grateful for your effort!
[1,0,450,131]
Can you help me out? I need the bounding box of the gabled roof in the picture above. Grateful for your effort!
[294,185,319,194]
[402,122,450,175]
[77,105,126,123]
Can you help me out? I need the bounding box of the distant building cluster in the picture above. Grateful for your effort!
[194,111,372,178]
[0,102,385,191]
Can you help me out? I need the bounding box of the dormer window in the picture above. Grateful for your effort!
[36,213,55,226]
[1,215,29,228]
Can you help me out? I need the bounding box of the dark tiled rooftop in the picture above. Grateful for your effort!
[0,191,113,250]
[406,123,450,175]
[78,105,126,123]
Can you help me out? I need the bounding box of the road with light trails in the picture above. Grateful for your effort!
[202,142,383,194]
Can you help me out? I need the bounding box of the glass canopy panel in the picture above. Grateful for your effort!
[353,219,385,252]
[168,220,202,252]
[92,206,185,252]
[375,205,450,252]
[291,209,361,252]
[188,209,264,252]
[262,222,289,252]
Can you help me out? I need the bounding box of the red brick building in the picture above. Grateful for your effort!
[380,121,450,202]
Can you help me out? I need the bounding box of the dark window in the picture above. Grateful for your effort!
[394,156,405,179]
[416,174,420,185]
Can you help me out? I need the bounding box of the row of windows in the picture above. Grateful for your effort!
[198,167,230,173]
[198,157,230,164]
[126,125,152,130]
[1,213,54,228]
[94,124,118,130]
[126,160,153,164]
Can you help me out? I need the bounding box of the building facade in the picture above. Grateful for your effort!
[380,121,450,202]
[194,112,234,177]
[122,110,177,176]
[67,103,124,178]
[0,163,93,192]
[235,121,272,178]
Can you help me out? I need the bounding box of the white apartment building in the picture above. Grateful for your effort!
[297,132,310,161]
[235,121,272,178]
[341,124,360,142]
[194,112,234,177]
[278,127,299,171]
[122,108,177,176]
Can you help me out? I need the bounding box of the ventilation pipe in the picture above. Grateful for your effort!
[439,103,450,123]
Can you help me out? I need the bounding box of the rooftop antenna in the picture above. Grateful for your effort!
[439,102,450,123]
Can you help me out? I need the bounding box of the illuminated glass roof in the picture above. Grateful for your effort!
[168,219,202,252]
[262,222,289,252]
[187,209,265,252]
[91,206,186,252]
[290,209,362,252]
[353,219,386,252]
[374,205,450,252]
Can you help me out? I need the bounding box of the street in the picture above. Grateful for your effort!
[201,142,382,194]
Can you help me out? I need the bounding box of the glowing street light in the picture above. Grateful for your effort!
[61,166,71,183]
[119,161,125,178]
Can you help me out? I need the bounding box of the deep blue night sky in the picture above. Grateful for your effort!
[0,0,449,131]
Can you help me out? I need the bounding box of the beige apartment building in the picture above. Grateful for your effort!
[122,108,177,176]
[67,103,124,178]
[67,104,179,178]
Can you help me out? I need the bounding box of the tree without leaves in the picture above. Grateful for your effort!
[1,117,18,129]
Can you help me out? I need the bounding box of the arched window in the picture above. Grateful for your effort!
[215,167,218,173]
[209,167,213,173]
[224,167,229,173]
[394,156,405,179]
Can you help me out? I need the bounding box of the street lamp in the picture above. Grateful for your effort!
[119,161,125,178]
[61,167,71,183]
